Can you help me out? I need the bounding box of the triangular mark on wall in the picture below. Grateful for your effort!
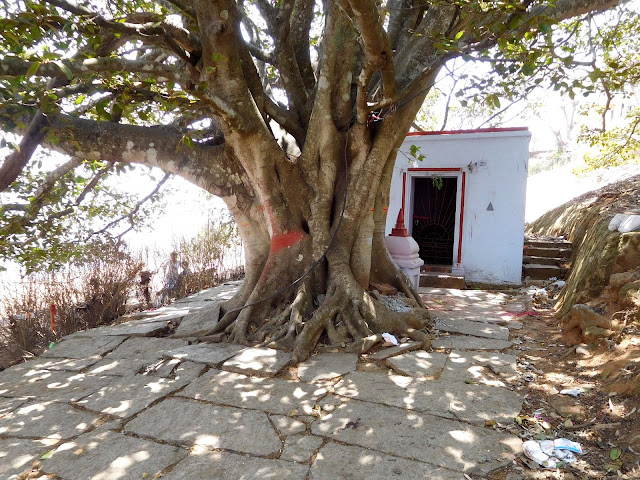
[487,202,494,211]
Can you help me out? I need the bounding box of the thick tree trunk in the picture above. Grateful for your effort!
[205,125,432,363]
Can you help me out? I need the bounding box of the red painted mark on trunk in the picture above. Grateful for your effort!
[270,230,305,253]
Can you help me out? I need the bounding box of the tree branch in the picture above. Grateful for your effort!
[91,172,171,237]
[0,112,48,192]
[0,56,188,84]
[45,0,201,60]
[41,114,250,200]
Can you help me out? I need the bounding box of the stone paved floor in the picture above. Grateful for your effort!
[0,281,530,480]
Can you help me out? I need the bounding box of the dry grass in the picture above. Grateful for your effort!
[0,249,143,368]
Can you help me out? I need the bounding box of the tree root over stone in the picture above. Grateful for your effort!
[197,264,432,363]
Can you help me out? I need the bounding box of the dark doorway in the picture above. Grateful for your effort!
[412,176,458,265]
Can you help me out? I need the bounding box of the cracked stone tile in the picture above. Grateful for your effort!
[161,448,308,480]
[367,341,423,360]
[41,336,127,359]
[439,350,519,387]
[179,369,326,415]
[432,336,513,351]
[0,437,53,479]
[221,347,292,377]
[88,337,188,376]
[125,397,282,456]
[333,370,522,426]
[0,401,100,441]
[311,399,522,476]
[0,370,114,403]
[39,429,186,480]
[297,353,357,383]
[270,415,307,436]
[163,343,247,367]
[173,304,220,337]
[385,351,448,378]
[435,318,510,341]
[310,442,464,480]
[77,375,191,419]
[281,434,324,463]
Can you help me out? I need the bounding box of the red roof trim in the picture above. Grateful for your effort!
[407,127,529,136]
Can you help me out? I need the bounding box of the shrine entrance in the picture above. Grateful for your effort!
[411,176,458,266]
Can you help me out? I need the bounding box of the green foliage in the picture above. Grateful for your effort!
[0,155,168,272]
[408,144,426,162]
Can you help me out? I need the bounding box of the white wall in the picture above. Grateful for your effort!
[387,129,531,285]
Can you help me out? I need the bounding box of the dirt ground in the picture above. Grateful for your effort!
[461,284,640,479]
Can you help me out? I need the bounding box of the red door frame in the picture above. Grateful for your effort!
[403,168,466,265]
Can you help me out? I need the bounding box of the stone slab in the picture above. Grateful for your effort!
[311,399,522,476]
[179,370,326,415]
[178,281,242,303]
[310,442,464,480]
[174,304,220,337]
[385,351,448,378]
[435,318,510,341]
[419,287,508,302]
[11,356,103,373]
[439,351,518,386]
[162,449,308,480]
[41,336,127,359]
[77,375,190,419]
[270,415,308,436]
[432,336,512,351]
[368,341,423,360]
[221,347,292,377]
[0,437,51,479]
[39,429,186,480]
[100,316,176,336]
[281,434,324,463]
[147,359,206,381]
[89,337,188,376]
[0,370,113,403]
[164,343,247,366]
[334,371,523,426]
[297,353,357,383]
[431,310,521,326]
[0,401,100,440]
[125,397,281,456]
[0,397,29,418]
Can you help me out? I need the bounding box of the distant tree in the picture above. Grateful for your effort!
[0,0,627,360]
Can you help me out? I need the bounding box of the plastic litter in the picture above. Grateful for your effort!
[381,332,399,346]
[560,388,585,397]
[523,439,583,468]
[553,438,583,454]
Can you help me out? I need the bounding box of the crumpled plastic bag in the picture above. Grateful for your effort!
[523,439,582,468]
[381,332,399,346]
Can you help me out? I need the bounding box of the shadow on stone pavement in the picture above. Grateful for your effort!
[0,281,532,480]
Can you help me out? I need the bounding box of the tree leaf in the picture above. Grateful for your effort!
[40,449,55,460]
[53,60,73,80]
[25,61,41,79]
[610,448,622,460]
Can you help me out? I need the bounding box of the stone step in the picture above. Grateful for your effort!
[523,264,568,280]
[419,272,466,289]
[522,255,566,266]
[524,240,572,249]
[524,246,571,258]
